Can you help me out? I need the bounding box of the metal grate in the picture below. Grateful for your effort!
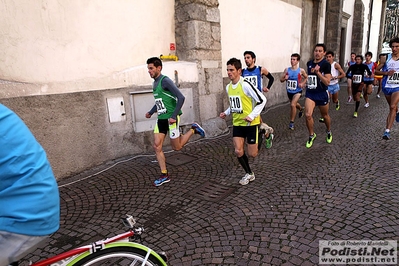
[166,153,197,166]
[187,181,237,202]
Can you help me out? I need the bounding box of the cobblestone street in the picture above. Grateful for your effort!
[23,85,399,265]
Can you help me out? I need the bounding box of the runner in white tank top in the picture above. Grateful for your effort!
[326,51,346,111]
[375,37,399,140]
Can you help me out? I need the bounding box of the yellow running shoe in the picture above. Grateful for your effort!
[326,131,332,144]
[306,133,316,148]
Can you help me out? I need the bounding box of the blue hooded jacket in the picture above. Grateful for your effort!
[0,104,60,236]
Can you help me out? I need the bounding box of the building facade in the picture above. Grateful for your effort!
[0,0,385,178]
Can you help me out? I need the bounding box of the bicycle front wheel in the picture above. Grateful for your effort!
[69,243,167,266]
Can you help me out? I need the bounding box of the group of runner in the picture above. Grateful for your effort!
[347,52,384,102]
[277,38,399,145]
[230,37,398,185]
[219,43,334,185]
[341,38,399,140]
[146,37,399,186]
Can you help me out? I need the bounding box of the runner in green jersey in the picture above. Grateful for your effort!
[146,57,205,186]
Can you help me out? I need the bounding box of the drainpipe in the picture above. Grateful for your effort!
[366,0,374,52]
[377,0,387,53]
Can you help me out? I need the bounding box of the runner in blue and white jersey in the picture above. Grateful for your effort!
[375,37,399,140]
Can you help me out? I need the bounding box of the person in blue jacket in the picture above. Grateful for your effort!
[0,103,60,265]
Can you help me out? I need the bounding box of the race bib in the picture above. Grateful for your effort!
[243,76,258,89]
[387,71,399,85]
[155,98,167,115]
[307,75,317,89]
[229,95,243,113]
[287,80,298,90]
[352,75,362,84]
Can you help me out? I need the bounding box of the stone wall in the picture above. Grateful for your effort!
[175,0,224,127]
[1,88,142,178]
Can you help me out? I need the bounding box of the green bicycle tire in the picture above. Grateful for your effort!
[68,242,167,266]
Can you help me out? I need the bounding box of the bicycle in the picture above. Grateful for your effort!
[11,215,168,266]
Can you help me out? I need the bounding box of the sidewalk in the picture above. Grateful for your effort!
[24,86,399,265]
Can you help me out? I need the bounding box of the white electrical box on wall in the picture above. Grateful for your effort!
[106,97,126,123]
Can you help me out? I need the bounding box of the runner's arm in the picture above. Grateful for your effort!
[375,54,389,75]
[243,82,266,120]
[162,77,185,120]
[147,105,157,116]
[335,63,346,79]
[315,62,331,86]
[346,66,353,79]
[375,61,386,75]
[261,67,274,91]
[365,65,372,76]
[300,68,308,88]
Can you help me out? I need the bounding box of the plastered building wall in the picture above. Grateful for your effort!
[219,0,302,74]
[219,0,303,108]
[0,0,176,85]
[368,0,383,60]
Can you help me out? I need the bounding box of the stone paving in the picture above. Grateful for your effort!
[22,85,399,265]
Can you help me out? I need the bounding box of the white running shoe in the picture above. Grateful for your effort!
[364,102,370,108]
[347,96,353,103]
[239,172,255,185]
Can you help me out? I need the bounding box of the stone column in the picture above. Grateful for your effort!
[301,0,323,66]
[325,0,344,58]
[175,0,224,128]
[351,0,365,54]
